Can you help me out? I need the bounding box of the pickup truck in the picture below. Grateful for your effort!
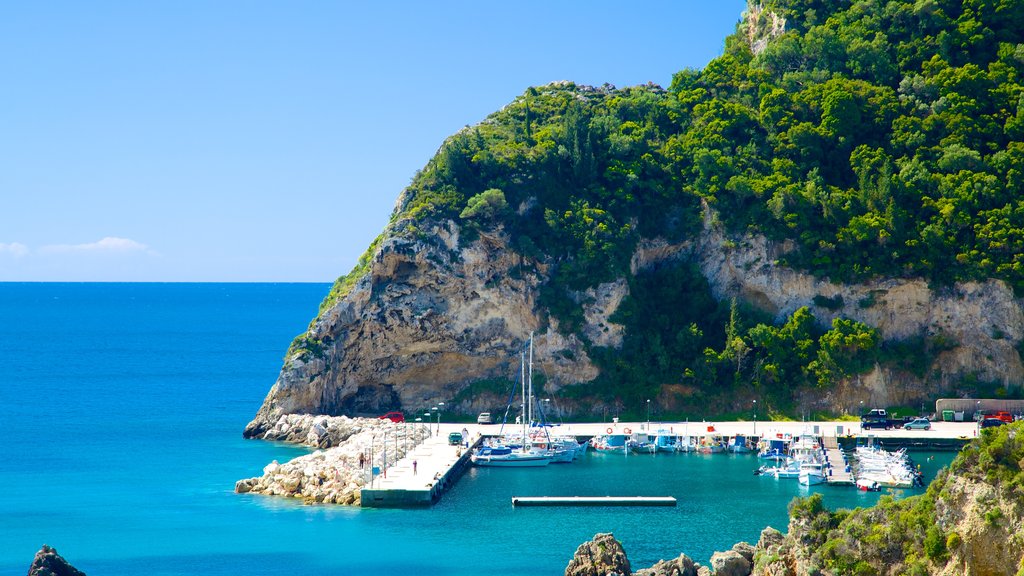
[860,409,914,430]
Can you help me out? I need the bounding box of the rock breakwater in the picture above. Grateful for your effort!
[236,415,428,506]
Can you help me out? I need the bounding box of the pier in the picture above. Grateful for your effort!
[822,436,854,486]
[360,430,481,508]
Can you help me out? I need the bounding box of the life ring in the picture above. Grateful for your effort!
[624,427,632,434]
[607,427,614,434]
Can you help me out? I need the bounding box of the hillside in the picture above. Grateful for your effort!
[246,0,1024,433]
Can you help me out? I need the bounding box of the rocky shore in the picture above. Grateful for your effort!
[566,531,771,576]
[236,415,428,506]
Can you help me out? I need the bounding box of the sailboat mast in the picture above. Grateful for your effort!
[528,332,534,425]
[521,351,527,452]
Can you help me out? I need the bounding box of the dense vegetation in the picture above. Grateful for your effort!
[780,421,1024,575]
[316,0,1024,412]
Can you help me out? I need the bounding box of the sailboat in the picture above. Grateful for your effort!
[472,335,553,467]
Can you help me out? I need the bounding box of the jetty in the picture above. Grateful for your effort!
[822,436,855,486]
[360,430,481,508]
[511,496,677,507]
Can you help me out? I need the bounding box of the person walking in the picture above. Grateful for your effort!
[413,459,418,475]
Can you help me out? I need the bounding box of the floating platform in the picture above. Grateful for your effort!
[511,496,677,507]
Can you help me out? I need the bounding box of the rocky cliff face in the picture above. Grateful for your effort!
[245,217,598,436]
[246,204,1024,433]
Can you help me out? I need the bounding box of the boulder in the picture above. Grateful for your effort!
[710,549,752,576]
[635,553,696,576]
[756,527,784,552]
[27,545,86,576]
[696,566,711,576]
[565,533,631,576]
[732,542,756,563]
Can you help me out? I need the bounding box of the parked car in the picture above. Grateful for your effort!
[980,418,1007,429]
[994,411,1014,423]
[903,417,931,430]
[477,412,493,424]
[448,432,463,445]
[379,411,404,423]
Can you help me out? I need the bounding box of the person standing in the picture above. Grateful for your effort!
[413,459,418,475]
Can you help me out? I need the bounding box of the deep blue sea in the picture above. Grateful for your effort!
[0,283,955,575]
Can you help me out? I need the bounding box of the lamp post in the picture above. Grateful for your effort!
[646,399,651,431]
[436,402,445,434]
[753,399,757,435]
[415,417,422,444]
[424,412,432,438]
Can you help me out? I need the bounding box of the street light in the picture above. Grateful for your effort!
[753,399,757,435]
[646,399,651,431]
[415,417,423,444]
[436,402,445,434]
[424,412,432,438]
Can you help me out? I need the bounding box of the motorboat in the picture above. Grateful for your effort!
[798,461,827,485]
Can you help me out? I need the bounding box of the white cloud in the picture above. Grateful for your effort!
[0,242,29,257]
[40,236,152,254]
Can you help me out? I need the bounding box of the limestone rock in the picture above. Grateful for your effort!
[755,527,784,552]
[731,542,755,563]
[27,545,85,576]
[565,533,631,576]
[710,549,752,576]
[634,553,696,576]
[696,566,711,576]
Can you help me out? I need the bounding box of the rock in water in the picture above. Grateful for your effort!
[27,545,85,576]
[565,533,631,576]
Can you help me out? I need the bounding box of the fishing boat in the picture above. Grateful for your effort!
[727,434,753,453]
[654,430,678,453]
[798,461,827,485]
[627,432,656,454]
[757,436,791,461]
[591,431,628,453]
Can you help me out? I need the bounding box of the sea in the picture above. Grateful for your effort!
[0,283,956,575]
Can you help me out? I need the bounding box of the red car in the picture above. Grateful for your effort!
[995,411,1014,423]
[379,411,405,423]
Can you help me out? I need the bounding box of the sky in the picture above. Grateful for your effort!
[1,1,747,282]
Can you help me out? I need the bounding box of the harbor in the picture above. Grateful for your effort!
[357,418,977,507]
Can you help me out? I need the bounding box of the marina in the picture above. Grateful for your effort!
[356,418,974,508]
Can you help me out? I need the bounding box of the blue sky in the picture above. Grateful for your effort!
[1,1,746,281]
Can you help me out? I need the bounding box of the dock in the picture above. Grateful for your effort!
[360,431,481,508]
[822,436,855,486]
[511,496,677,507]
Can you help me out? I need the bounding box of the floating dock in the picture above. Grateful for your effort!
[511,496,677,507]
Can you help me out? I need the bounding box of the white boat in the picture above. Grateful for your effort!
[472,444,552,467]
[766,458,800,479]
[798,461,827,485]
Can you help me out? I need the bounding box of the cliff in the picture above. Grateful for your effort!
[245,0,1024,431]
[246,205,1024,433]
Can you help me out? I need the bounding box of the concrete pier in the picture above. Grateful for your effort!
[360,430,481,508]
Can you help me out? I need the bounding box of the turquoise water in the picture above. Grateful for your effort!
[0,283,955,574]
